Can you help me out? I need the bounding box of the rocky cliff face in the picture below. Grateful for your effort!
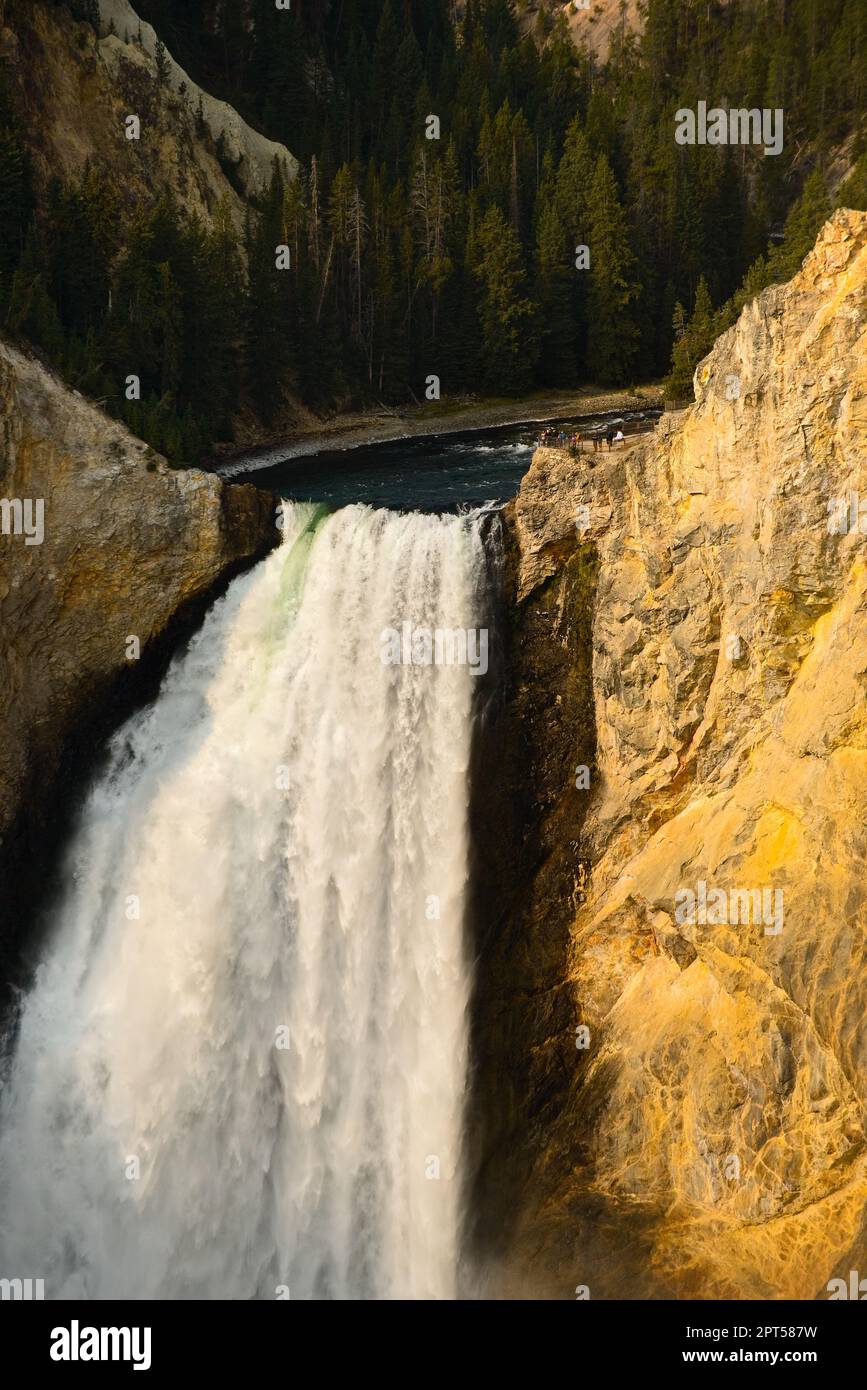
[554,0,643,62]
[96,0,297,198]
[0,0,294,235]
[0,338,278,970]
[472,208,867,1299]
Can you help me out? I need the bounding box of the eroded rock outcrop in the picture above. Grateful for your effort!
[0,0,294,237]
[555,0,644,63]
[0,338,278,964]
[96,1,297,198]
[474,208,867,1299]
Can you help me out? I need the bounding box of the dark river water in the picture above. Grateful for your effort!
[224,409,661,512]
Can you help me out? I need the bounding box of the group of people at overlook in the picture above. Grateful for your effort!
[538,424,626,456]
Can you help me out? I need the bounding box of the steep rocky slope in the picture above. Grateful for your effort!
[0,337,278,968]
[0,0,294,233]
[556,0,643,61]
[471,208,867,1299]
[96,0,296,198]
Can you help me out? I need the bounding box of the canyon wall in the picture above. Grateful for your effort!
[0,0,294,236]
[472,208,867,1299]
[96,0,297,199]
[0,338,279,969]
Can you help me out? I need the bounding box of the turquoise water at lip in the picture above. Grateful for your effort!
[229,409,661,513]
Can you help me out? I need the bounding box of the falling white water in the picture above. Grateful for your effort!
[0,502,487,1300]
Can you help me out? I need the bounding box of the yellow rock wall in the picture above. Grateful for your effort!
[497,209,867,1299]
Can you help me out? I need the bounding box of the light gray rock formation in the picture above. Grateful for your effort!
[97,0,297,196]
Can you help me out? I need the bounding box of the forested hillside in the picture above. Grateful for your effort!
[1,0,866,461]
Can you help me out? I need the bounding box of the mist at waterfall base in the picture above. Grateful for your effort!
[0,501,492,1300]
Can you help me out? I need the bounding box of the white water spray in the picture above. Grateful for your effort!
[0,502,487,1299]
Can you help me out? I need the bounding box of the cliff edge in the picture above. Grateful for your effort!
[0,338,279,964]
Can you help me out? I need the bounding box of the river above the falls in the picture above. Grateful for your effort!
[220,408,661,512]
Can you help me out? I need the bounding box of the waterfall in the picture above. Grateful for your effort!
[0,501,488,1300]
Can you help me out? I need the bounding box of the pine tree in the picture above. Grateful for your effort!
[180,202,242,440]
[836,151,867,212]
[586,155,640,386]
[6,229,65,361]
[154,38,171,86]
[46,171,116,340]
[768,168,832,281]
[664,275,715,402]
[0,97,33,307]
[371,0,401,146]
[534,196,575,385]
[555,118,595,368]
[245,162,294,421]
[471,204,536,394]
